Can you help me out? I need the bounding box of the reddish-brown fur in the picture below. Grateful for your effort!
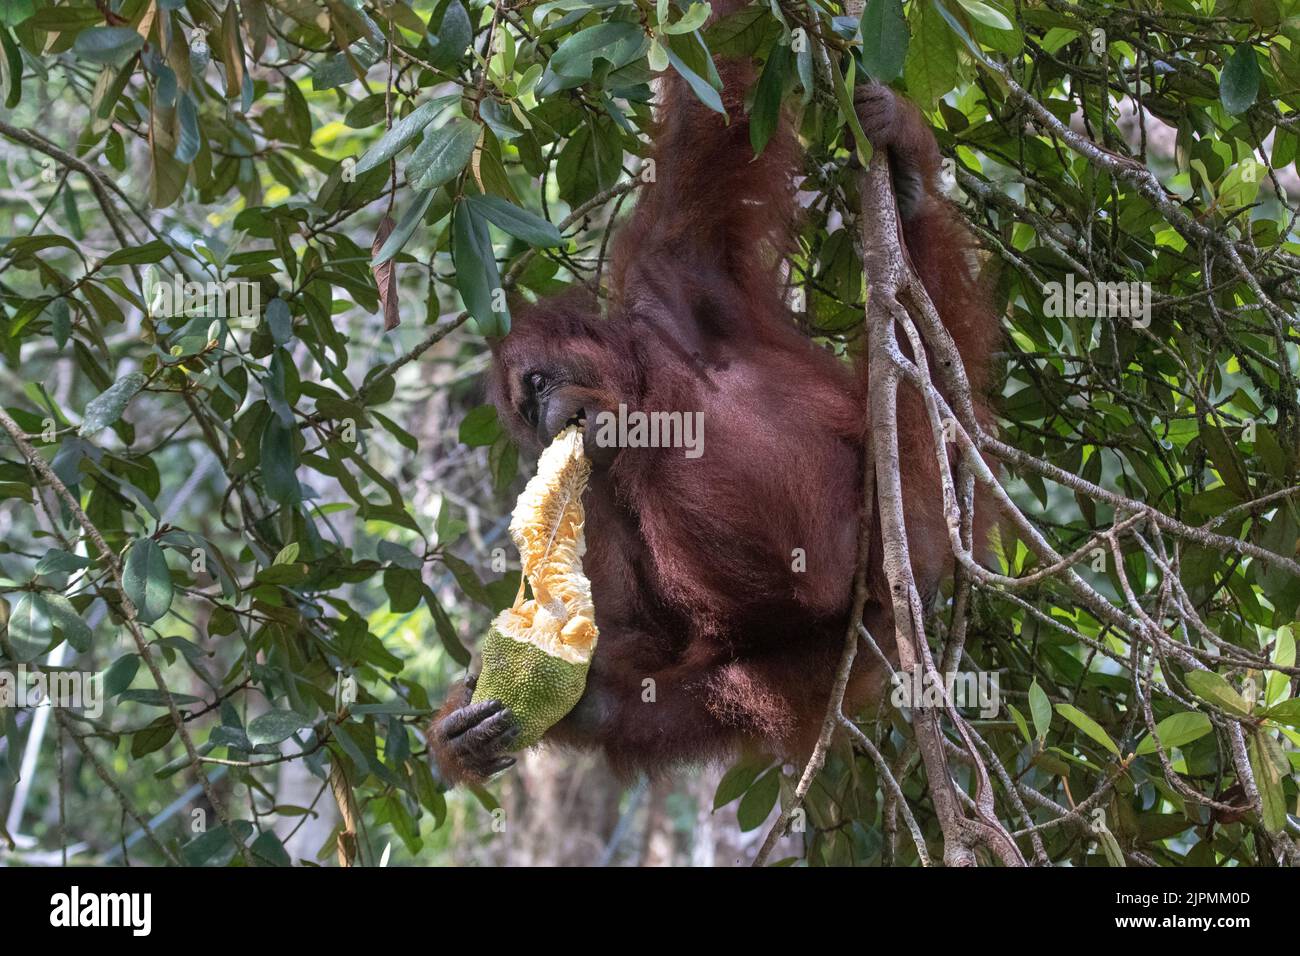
[430,18,999,784]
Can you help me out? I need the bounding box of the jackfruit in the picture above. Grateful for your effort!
[471,426,597,749]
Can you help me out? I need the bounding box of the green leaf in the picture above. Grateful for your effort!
[466,194,563,248]
[663,43,725,115]
[1185,670,1252,717]
[7,592,53,661]
[1266,625,1294,706]
[736,767,780,830]
[273,542,300,565]
[103,241,170,265]
[104,654,140,697]
[355,99,444,175]
[62,188,83,241]
[2,26,23,109]
[181,823,246,867]
[1272,129,1297,168]
[956,0,1011,30]
[45,298,70,350]
[79,371,146,437]
[406,117,479,191]
[123,538,173,624]
[250,829,292,867]
[1134,711,1212,756]
[545,22,646,84]
[344,93,387,129]
[1220,43,1260,115]
[372,188,436,266]
[435,499,468,546]
[423,3,470,70]
[750,42,790,156]
[131,717,175,758]
[149,132,187,208]
[1218,159,1262,209]
[260,415,300,504]
[795,37,813,105]
[45,593,92,652]
[1007,703,1032,745]
[443,553,490,607]
[705,5,781,57]
[283,79,312,146]
[27,6,102,30]
[931,0,989,64]
[648,37,669,71]
[247,709,312,747]
[489,433,518,493]
[1096,822,1127,868]
[904,0,960,111]
[458,405,501,446]
[412,759,447,825]
[714,756,768,809]
[1265,697,1300,727]
[266,297,292,345]
[423,587,470,666]
[1054,703,1120,756]
[1248,729,1287,834]
[452,198,509,337]
[663,3,712,35]
[1197,419,1251,500]
[383,566,423,613]
[35,548,90,575]
[859,0,909,83]
[555,119,623,205]
[72,27,143,66]
[1028,679,1051,740]
[174,91,200,164]
[830,56,870,166]
[0,1,33,28]
[377,540,422,570]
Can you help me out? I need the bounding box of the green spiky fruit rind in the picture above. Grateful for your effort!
[471,623,590,750]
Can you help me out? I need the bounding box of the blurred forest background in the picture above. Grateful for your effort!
[0,0,1298,867]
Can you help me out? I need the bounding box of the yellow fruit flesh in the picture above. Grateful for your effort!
[502,425,597,663]
[470,426,598,747]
